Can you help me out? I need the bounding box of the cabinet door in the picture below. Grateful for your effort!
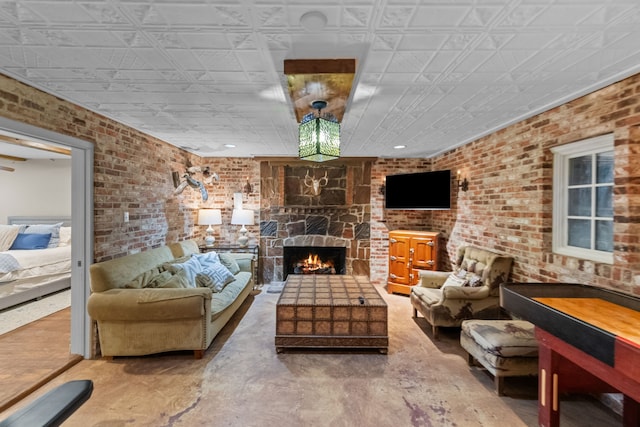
[388,234,410,285]
[411,236,436,270]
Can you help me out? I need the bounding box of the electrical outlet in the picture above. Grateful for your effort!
[124,212,129,223]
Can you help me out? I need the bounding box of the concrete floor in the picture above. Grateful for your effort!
[1,286,622,427]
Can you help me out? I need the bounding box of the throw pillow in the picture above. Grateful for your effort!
[193,251,220,269]
[125,267,162,288]
[156,269,190,288]
[467,274,483,287]
[59,227,72,246]
[24,222,63,248]
[9,233,52,250]
[0,225,20,251]
[200,263,235,292]
[440,273,467,289]
[218,252,241,275]
[196,272,215,290]
[165,256,201,288]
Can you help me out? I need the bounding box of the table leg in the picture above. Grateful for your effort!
[538,344,561,427]
[623,395,640,427]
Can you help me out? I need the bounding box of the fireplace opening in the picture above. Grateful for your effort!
[283,246,346,280]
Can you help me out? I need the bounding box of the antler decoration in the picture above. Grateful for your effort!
[173,165,219,201]
[304,170,328,196]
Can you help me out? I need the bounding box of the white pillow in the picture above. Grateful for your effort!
[59,227,72,246]
[167,256,201,288]
[193,251,220,269]
[0,225,20,252]
[441,273,467,289]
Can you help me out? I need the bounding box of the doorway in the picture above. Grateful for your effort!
[0,116,93,358]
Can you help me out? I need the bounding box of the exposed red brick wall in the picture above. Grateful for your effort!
[428,73,640,295]
[0,74,255,262]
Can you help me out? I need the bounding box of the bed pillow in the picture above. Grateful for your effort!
[9,233,52,250]
[59,226,72,246]
[0,225,20,251]
[24,222,63,248]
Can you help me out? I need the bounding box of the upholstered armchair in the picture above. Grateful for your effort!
[410,246,513,339]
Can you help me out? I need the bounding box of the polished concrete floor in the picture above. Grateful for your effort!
[0,286,622,427]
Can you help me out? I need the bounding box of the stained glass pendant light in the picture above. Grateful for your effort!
[298,100,340,162]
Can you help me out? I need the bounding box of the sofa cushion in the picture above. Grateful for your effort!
[411,286,442,307]
[218,252,241,275]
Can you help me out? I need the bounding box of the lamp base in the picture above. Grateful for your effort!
[237,226,249,247]
[204,235,215,248]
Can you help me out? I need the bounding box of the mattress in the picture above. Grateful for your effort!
[0,246,71,284]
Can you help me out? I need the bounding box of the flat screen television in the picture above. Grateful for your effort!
[384,170,451,210]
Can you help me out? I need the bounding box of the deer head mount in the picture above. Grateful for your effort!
[304,170,328,196]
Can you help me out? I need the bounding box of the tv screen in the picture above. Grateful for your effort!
[384,170,451,210]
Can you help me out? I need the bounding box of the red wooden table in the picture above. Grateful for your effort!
[501,284,640,427]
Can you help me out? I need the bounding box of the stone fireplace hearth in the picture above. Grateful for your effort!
[259,160,372,284]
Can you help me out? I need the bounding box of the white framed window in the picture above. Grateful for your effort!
[551,134,614,264]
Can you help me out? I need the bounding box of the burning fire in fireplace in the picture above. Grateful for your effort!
[293,253,336,275]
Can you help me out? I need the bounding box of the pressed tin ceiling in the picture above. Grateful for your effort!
[0,1,640,159]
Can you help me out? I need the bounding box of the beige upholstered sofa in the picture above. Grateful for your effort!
[410,246,513,339]
[87,240,254,358]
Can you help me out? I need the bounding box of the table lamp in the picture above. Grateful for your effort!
[231,209,254,247]
[198,208,222,247]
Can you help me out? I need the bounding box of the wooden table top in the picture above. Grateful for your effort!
[278,275,386,307]
[534,297,640,347]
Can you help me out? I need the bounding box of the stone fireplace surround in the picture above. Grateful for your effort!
[259,160,372,284]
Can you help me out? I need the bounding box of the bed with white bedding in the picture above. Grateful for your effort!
[0,216,72,311]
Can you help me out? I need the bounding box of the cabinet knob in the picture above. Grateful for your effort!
[409,248,415,254]
[427,260,435,265]
[427,241,434,247]
[389,273,397,279]
[390,255,397,261]
[390,238,397,243]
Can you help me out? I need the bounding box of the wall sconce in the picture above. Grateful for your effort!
[244,177,252,195]
[457,170,469,192]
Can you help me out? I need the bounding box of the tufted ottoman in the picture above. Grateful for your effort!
[460,319,538,395]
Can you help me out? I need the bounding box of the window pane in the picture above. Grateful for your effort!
[568,219,591,249]
[569,155,592,185]
[597,151,614,184]
[568,188,591,216]
[595,220,613,252]
[596,186,613,217]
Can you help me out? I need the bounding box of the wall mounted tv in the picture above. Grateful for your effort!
[384,170,451,210]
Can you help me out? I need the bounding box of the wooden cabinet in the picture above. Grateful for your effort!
[387,230,439,295]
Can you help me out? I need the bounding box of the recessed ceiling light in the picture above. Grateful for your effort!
[393,145,406,149]
[224,144,236,148]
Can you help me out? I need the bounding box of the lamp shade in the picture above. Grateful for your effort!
[298,116,340,162]
[198,209,222,225]
[231,209,254,226]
